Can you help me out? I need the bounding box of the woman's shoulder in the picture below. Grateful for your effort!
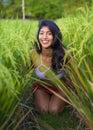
[30,49,38,57]
[30,49,36,55]
[29,49,40,60]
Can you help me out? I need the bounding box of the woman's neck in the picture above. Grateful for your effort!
[42,48,53,57]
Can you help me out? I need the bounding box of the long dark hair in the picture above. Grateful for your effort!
[34,19,65,73]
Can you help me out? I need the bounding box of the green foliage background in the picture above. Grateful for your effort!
[0,0,93,19]
[0,1,93,129]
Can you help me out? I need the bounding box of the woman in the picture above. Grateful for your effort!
[30,19,67,115]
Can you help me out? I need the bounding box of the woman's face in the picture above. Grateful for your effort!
[38,26,53,49]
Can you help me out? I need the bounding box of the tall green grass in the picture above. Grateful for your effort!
[55,6,93,130]
[0,6,93,129]
[0,19,37,129]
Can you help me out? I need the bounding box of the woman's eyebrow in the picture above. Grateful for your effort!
[40,30,51,33]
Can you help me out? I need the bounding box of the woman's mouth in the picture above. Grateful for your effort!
[42,40,49,44]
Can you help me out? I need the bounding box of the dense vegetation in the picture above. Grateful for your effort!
[0,5,93,129]
[0,0,93,19]
[0,0,93,129]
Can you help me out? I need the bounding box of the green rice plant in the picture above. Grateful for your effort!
[64,53,93,130]
[0,20,37,129]
[0,5,93,129]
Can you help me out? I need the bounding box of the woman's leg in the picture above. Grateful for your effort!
[34,88,51,114]
[49,92,65,115]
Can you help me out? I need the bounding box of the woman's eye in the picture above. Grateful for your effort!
[48,32,52,35]
[39,32,52,36]
[39,32,43,35]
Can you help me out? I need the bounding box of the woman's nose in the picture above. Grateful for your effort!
[43,33,47,38]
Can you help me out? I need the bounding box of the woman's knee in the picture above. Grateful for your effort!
[34,102,48,114]
[49,105,60,115]
[34,88,50,114]
[49,100,65,115]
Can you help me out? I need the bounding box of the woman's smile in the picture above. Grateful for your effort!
[42,40,49,44]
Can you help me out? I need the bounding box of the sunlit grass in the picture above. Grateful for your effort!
[0,19,37,129]
[0,6,93,129]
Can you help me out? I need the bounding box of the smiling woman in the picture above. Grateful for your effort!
[30,19,68,115]
[39,26,54,48]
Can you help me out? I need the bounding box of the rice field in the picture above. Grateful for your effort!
[0,6,93,130]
